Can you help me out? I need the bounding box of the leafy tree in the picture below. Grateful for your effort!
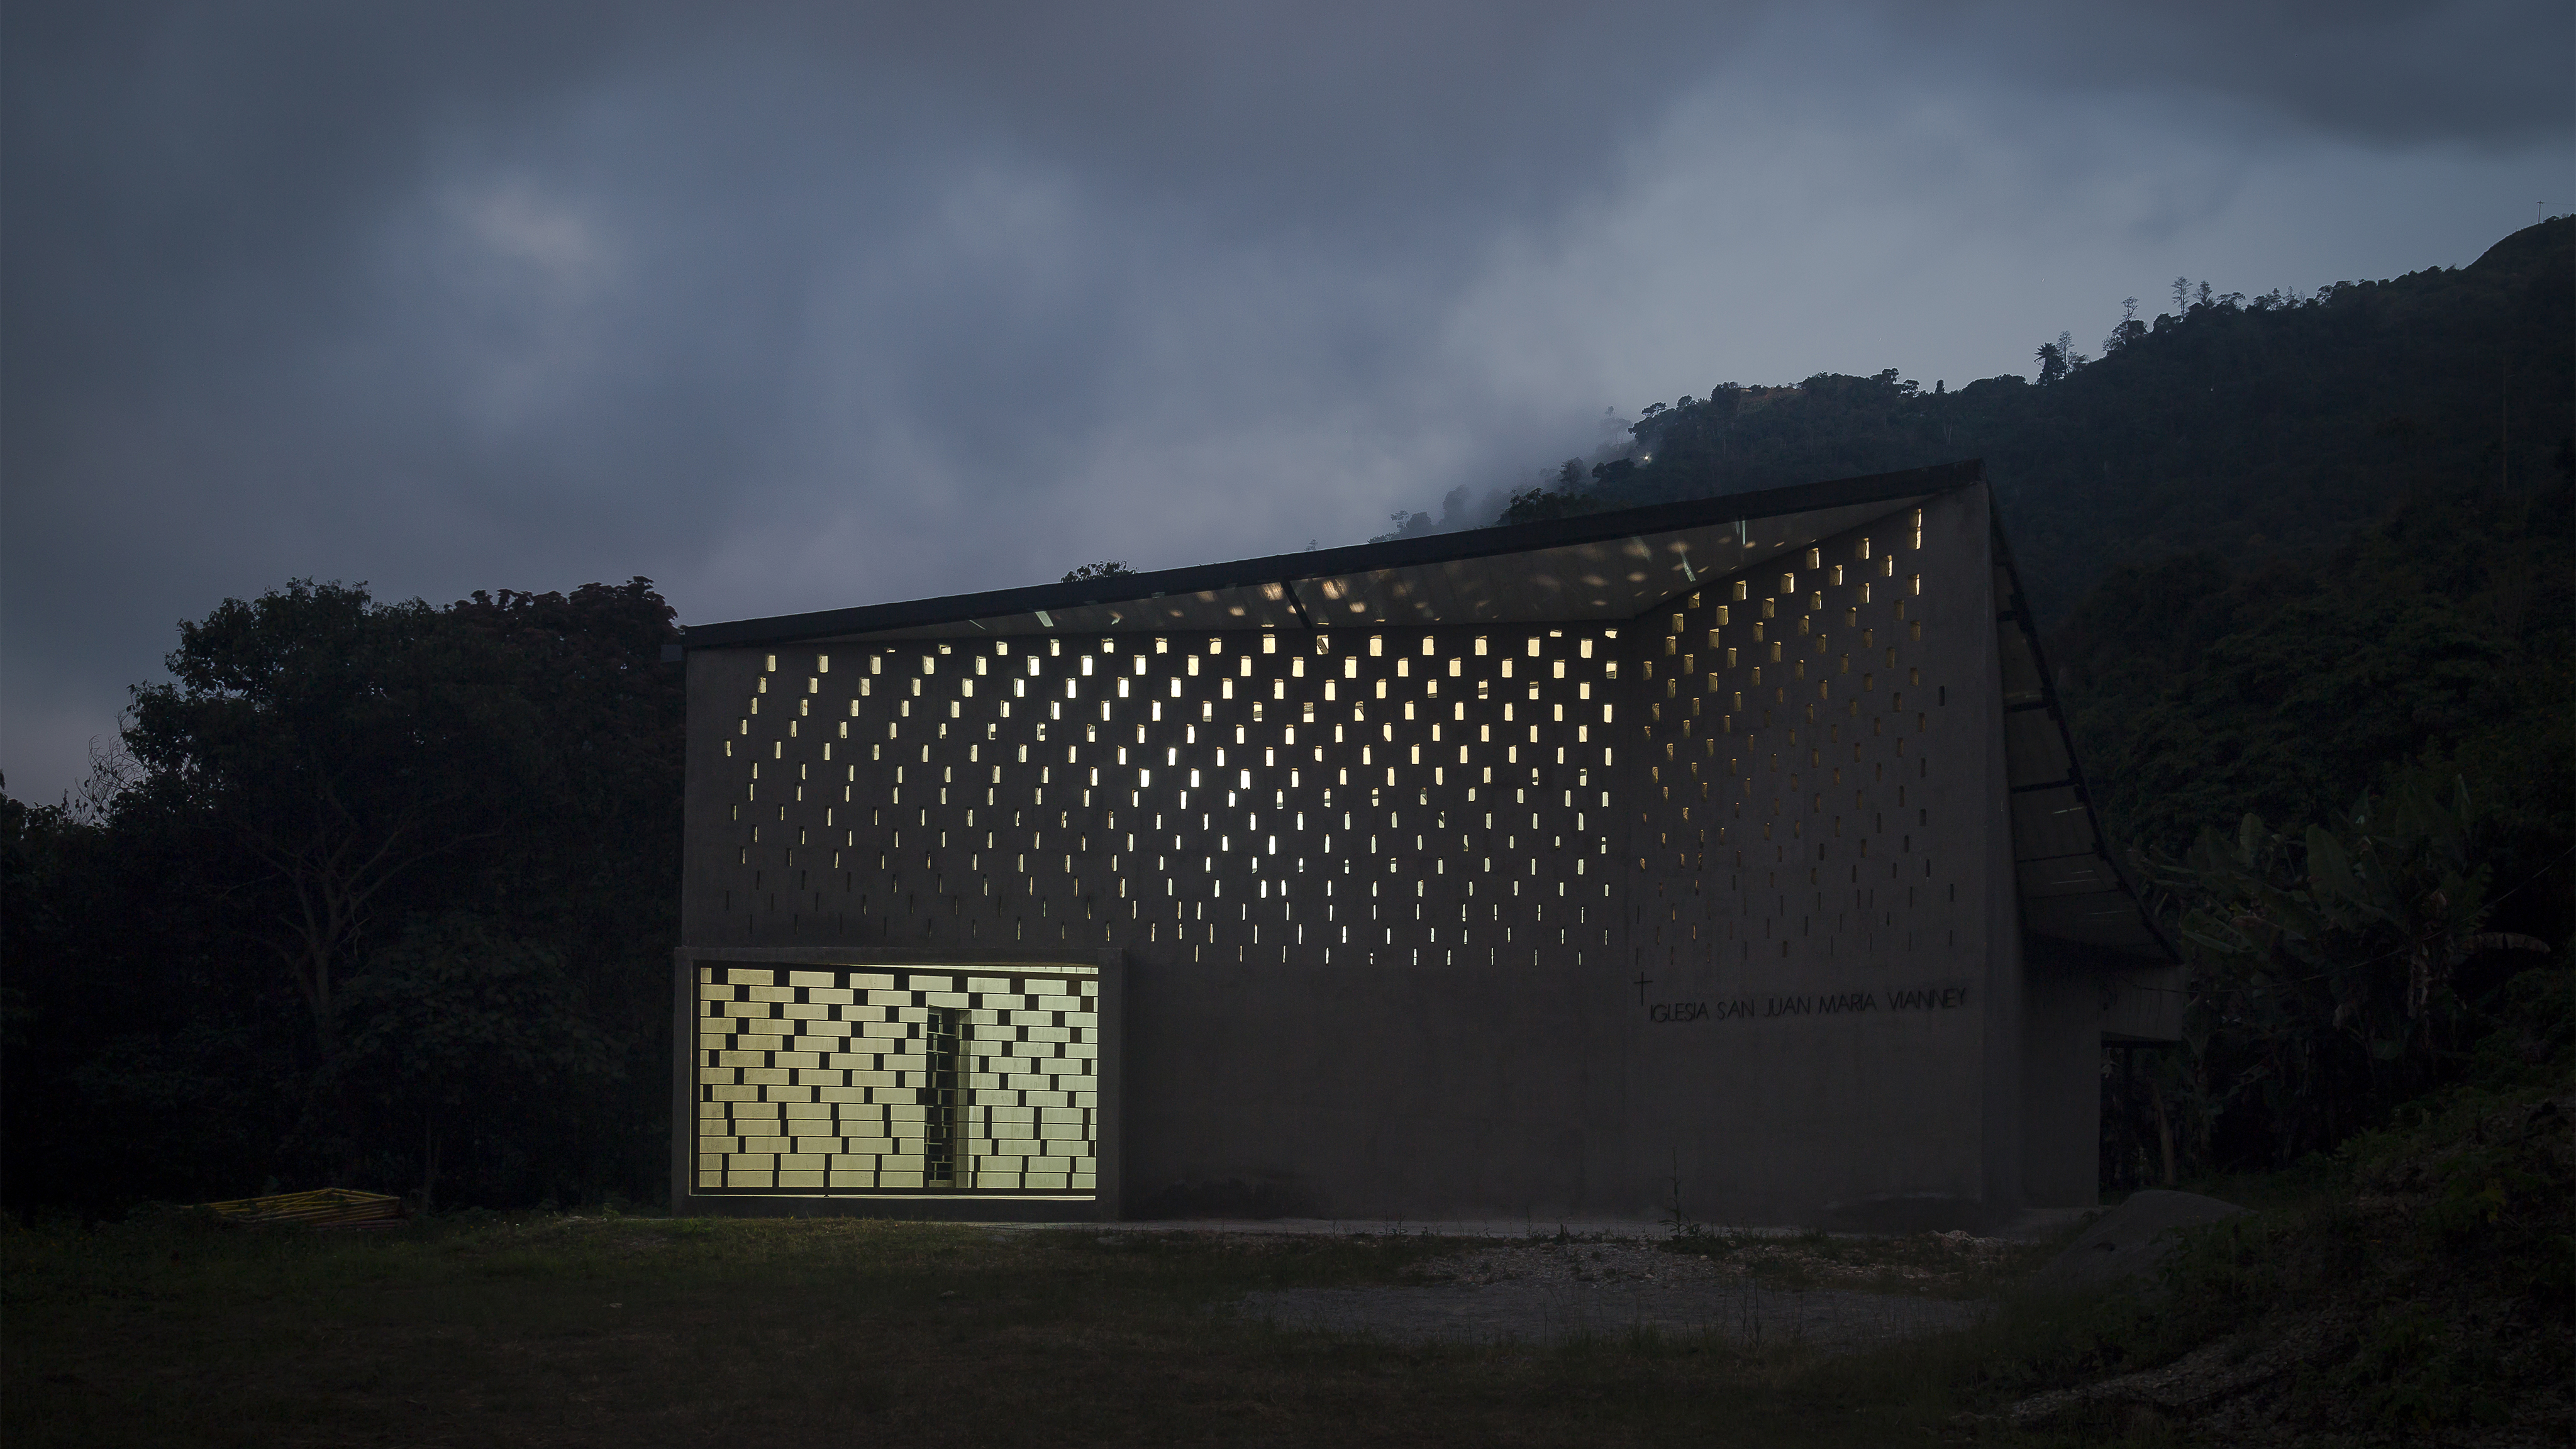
[2104,297,2144,354]
[121,581,536,1066]
[3,577,682,1213]
[1061,561,1136,584]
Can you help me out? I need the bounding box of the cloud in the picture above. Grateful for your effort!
[3,0,2567,803]
[1962,0,2573,152]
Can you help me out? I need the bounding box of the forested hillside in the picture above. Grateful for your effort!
[2075,453,2572,1181]
[1502,218,2574,627]
[2058,461,2572,879]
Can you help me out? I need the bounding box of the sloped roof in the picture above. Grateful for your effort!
[675,460,1978,648]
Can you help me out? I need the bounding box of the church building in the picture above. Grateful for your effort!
[670,460,2180,1227]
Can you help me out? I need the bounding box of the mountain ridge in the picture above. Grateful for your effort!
[1489,218,2573,626]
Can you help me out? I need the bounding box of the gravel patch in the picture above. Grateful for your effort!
[1236,1238,1989,1348]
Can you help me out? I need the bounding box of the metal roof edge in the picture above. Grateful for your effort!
[1989,506,2182,965]
[677,459,1985,650]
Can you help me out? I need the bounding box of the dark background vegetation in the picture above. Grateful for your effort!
[1,582,681,1214]
[3,220,2568,1219]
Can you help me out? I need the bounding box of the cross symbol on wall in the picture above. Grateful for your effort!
[1633,972,1653,1005]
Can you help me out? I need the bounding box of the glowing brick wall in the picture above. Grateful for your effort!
[1623,503,1977,977]
[691,962,1101,1196]
[689,625,1641,969]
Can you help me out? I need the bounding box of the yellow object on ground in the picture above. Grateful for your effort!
[201,1188,404,1227]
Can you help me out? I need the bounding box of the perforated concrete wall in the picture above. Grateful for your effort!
[691,622,1638,968]
[1621,505,1974,975]
[677,484,2062,1226]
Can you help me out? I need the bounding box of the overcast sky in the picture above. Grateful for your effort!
[4,0,2568,804]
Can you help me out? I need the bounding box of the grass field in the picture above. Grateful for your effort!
[0,1210,2190,1449]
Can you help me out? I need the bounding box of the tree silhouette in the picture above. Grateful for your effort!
[2035,340,2069,386]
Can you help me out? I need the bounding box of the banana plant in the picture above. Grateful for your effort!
[2142,770,2537,1167]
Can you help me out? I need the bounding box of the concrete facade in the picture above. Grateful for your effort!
[672,464,2179,1228]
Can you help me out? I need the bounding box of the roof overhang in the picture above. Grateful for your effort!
[1989,524,2181,965]
[675,460,1982,649]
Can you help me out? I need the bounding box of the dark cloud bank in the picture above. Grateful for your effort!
[5,0,2569,799]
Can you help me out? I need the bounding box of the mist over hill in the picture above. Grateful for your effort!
[1472,217,2573,627]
